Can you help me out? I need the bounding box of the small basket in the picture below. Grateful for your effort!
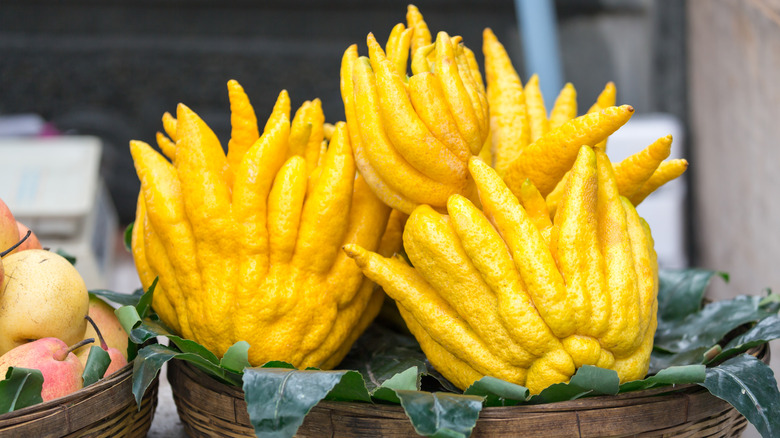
[0,362,159,437]
[167,344,769,438]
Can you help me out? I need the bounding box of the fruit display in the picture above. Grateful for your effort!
[5,3,776,437]
[0,199,129,408]
[129,80,405,368]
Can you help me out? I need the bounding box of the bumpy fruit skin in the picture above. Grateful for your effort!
[483,30,686,208]
[341,6,487,215]
[345,148,659,394]
[130,81,401,369]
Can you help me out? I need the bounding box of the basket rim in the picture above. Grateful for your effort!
[0,361,134,421]
[171,339,768,412]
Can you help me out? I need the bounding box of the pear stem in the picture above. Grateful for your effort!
[84,315,109,350]
[0,230,31,257]
[54,337,95,361]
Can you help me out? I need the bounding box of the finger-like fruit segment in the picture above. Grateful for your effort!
[131,80,393,370]
[345,147,659,394]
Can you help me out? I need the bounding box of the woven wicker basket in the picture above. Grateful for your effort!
[168,344,769,438]
[0,362,158,438]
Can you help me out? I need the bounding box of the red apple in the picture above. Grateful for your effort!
[0,198,19,255]
[11,221,43,253]
[0,337,94,402]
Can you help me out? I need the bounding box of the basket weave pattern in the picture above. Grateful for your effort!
[0,362,158,438]
[167,351,764,438]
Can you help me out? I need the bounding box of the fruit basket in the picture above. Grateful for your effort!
[168,343,768,438]
[116,5,780,438]
[0,361,159,438]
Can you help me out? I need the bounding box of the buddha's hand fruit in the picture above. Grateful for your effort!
[131,81,400,369]
[341,5,487,214]
[483,29,687,208]
[344,147,658,394]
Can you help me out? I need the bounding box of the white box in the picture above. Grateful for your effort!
[0,136,118,289]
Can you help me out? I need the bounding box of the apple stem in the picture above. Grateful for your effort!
[0,230,31,257]
[85,315,109,350]
[54,337,95,361]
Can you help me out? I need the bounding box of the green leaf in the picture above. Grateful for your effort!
[323,370,372,403]
[82,346,111,387]
[530,366,620,404]
[132,343,242,407]
[654,295,774,353]
[339,324,428,392]
[123,222,134,252]
[657,268,722,321]
[88,289,145,307]
[54,248,77,265]
[372,366,420,404]
[618,364,706,393]
[262,361,295,369]
[219,341,251,374]
[759,291,780,310]
[708,315,780,364]
[395,390,483,438]
[136,277,157,319]
[0,367,44,413]
[464,376,529,407]
[699,354,780,438]
[115,305,153,345]
[242,367,367,438]
[649,348,710,374]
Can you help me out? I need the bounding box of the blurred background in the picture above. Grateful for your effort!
[0,1,776,436]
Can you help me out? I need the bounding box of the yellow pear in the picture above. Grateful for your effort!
[0,249,89,356]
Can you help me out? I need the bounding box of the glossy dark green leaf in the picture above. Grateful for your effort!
[530,365,619,404]
[657,268,724,321]
[261,360,295,369]
[372,366,420,404]
[242,367,366,438]
[136,277,157,319]
[656,268,716,315]
[464,376,529,407]
[759,292,780,310]
[82,346,111,387]
[654,295,774,353]
[324,370,372,402]
[339,324,427,392]
[116,304,153,345]
[220,341,251,373]
[0,367,44,413]
[708,315,780,364]
[618,364,705,393]
[700,354,780,438]
[649,347,709,374]
[166,334,220,365]
[88,289,144,307]
[123,222,134,252]
[395,389,483,438]
[54,248,77,265]
[132,343,242,407]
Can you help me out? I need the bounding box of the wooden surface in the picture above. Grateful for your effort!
[167,359,752,438]
[687,3,780,436]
